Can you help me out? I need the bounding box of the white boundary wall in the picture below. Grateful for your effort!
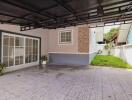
[111,45,132,65]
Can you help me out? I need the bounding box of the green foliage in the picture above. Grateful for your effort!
[91,55,132,69]
[41,55,48,61]
[104,28,119,42]
[97,50,102,54]
[104,43,114,55]
[0,63,6,75]
[104,44,110,50]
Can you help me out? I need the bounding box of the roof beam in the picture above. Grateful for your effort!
[1,0,132,30]
[7,0,74,23]
[53,0,76,15]
[60,1,132,21]
[0,0,57,20]
[7,13,31,22]
[78,0,132,15]
[0,12,34,23]
[0,19,25,25]
[23,1,132,29]
[101,0,132,6]
[7,4,64,23]
[97,0,104,16]
[7,7,59,23]
[40,5,132,27]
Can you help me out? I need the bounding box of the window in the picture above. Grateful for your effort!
[59,30,72,44]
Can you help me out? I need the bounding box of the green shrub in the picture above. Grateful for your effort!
[41,55,48,62]
[0,63,6,75]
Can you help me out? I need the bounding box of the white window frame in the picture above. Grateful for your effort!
[58,30,73,45]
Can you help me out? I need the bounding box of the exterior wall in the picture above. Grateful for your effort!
[48,26,78,53]
[88,28,98,63]
[0,24,49,72]
[0,24,49,55]
[48,25,91,54]
[49,53,89,66]
[78,26,89,53]
[88,52,97,64]
[48,25,90,65]
[48,25,96,65]
[0,24,97,66]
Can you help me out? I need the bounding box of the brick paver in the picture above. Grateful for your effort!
[0,66,132,100]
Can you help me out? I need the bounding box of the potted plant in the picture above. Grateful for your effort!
[40,55,48,67]
[0,63,6,75]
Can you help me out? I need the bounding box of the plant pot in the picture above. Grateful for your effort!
[41,61,47,68]
[42,61,47,64]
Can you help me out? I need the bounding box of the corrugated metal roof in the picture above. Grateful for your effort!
[0,0,131,30]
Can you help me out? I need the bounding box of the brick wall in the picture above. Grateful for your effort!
[78,26,89,53]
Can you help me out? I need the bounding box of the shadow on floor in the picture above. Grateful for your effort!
[45,64,90,71]
[3,65,91,76]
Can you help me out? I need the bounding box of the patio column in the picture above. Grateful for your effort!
[78,26,89,53]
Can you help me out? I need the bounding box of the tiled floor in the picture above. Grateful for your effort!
[0,66,132,100]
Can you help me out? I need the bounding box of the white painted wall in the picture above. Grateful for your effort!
[89,27,105,54]
[111,45,132,65]
[95,27,104,42]
[0,24,49,55]
[89,28,97,53]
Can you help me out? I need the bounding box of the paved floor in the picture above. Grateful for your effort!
[0,66,132,100]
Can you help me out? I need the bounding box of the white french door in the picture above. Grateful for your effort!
[1,32,39,67]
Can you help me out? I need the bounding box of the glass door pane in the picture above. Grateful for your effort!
[9,36,14,66]
[25,38,39,63]
[3,35,15,67]
[15,37,24,65]
[3,35,9,67]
